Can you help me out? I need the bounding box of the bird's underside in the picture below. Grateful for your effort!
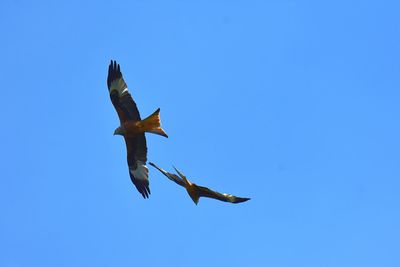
[149,162,251,205]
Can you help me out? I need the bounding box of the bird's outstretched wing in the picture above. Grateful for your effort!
[149,162,250,204]
[149,162,185,187]
[107,60,141,123]
[195,185,250,203]
[107,60,150,198]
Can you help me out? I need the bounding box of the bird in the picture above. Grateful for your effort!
[107,60,168,198]
[149,162,250,204]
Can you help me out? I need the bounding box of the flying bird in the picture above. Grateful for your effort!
[149,162,250,204]
[107,60,168,198]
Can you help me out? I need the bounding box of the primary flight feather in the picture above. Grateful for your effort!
[107,60,168,198]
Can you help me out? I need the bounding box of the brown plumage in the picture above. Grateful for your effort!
[107,60,168,198]
[149,162,250,204]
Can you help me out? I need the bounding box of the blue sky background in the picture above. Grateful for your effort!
[1,1,399,266]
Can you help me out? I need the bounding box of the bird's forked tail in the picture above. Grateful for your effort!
[139,108,168,138]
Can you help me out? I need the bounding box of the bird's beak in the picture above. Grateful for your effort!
[113,126,125,136]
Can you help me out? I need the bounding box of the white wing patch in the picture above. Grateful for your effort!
[129,161,149,181]
[109,78,129,96]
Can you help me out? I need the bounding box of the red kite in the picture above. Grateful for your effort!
[107,60,168,198]
[149,162,250,204]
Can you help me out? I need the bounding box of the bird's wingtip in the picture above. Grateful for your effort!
[233,197,251,203]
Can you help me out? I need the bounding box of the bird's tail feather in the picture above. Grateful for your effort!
[139,108,168,138]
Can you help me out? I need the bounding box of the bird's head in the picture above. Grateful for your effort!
[113,126,126,136]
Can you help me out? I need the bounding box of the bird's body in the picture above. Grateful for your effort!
[107,60,168,198]
[149,162,250,204]
[114,108,168,138]
[182,178,201,204]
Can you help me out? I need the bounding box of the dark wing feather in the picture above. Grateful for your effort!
[107,60,149,198]
[107,60,141,123]
[126,137,149,198]
[149,162,185,187]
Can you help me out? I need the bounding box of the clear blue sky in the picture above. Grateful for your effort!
[1,1,399,266]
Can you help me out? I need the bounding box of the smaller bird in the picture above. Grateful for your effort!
[149,162,250,205]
